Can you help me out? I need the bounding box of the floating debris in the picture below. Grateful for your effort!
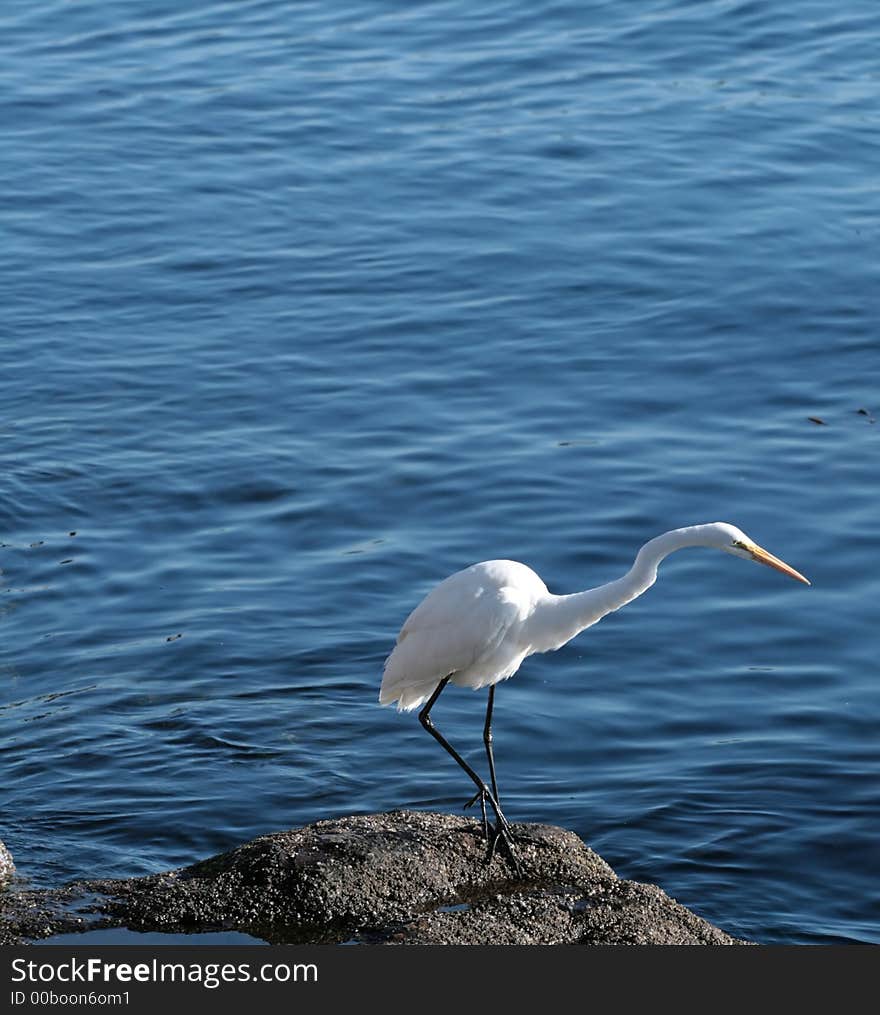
[807,416,827,425]
[166,633,183,642]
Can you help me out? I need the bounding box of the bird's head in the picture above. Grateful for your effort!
[712,522,811,585]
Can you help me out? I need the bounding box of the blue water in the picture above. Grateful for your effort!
[2,0,878,945]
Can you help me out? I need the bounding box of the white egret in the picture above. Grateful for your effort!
[379,522,809,873]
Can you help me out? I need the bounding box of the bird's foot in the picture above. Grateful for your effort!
[463,787,491,841]
[465,789,522,878]
[486,816,522,879]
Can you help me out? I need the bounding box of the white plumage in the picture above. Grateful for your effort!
[379,559,547,711]
[381,523,808,714]
[378,522,809,872]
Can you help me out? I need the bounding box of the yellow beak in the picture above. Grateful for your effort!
[747,543,811,585]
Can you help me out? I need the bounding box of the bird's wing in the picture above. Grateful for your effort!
[379,565,530,712]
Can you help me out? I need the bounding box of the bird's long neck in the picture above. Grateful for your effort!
[528,526,712,653]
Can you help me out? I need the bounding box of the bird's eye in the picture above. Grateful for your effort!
[732,540,747,549]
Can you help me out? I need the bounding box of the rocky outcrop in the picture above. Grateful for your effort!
[0,811,748,945]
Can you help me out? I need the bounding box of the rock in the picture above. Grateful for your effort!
[0,841,13,887]
[0,811,748,945]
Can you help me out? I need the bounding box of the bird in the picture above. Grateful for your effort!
[379,522,809,873]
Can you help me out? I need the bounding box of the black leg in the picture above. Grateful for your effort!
[418,676,522,877]
[464,685,499,833]
[482,684,500,806]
